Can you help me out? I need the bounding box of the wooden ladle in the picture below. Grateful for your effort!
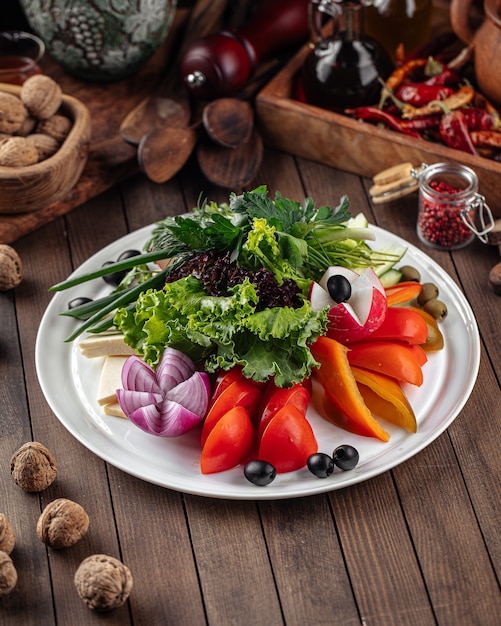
[202,98,254,148]
[138,96,258,186]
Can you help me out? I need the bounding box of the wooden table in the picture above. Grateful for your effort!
[1,147,500,625]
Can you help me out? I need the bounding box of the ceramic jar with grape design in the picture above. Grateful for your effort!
[19,0,177,82]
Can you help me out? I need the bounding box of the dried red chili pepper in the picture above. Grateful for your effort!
[385,58,428,92]
[345,107,421,138]
[461,107,499,131]
[400,116,440,132]
[439,110,477,154]
[396,83,454,107]
[470,130,501,149]
[424,65,460,87]
[401,85,475,118]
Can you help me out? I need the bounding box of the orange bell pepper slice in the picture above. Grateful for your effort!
[346,340,424,386]
[385,281,423,306]
[311,336,390,442]
[351,365,417,433]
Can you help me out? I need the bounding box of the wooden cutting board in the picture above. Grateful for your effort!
[0,10,190,244]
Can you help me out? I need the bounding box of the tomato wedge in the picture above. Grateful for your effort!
[258,405,317,473]
[201,380,262,447]
[311,336,390,442]
[257,383,311,439]
[209,367,264,408]
[361,306,428,345]
[346,340,424,386]
[200,406,255,474]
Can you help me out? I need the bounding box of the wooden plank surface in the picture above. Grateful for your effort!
[2,146,500,625]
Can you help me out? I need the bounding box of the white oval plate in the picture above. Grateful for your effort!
[36,224,480,500]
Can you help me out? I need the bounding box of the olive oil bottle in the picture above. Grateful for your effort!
[364,0,433,61]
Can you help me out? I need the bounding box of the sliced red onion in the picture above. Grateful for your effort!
[156,347,195,393]
[165,371,211,417]
[117,348,210,438]
[121,356,161,393]
[116,389,163,418]
[129,401,203,437]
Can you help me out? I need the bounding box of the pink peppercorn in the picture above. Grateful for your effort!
[417,163,477,250]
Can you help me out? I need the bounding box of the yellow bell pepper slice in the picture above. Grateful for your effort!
[351,366,417,433]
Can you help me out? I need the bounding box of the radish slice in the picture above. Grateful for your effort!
[121,356,161,393]
[165,371,211,416]
[310,266,387,343]
[116,390,163,418]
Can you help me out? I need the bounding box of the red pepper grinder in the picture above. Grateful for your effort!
[301,0,394,112]
[180,0,311,99]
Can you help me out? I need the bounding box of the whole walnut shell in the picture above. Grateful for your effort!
[26,133,60,160]
[10,441,56,491]
[74,554,133,611]
[0,136,39,167]
[37,498,89,549]
[0,514,15,555]
[0,92,27,134]
[37,114,72,143]
[0,244,23,291]
[21,75,62,120]
[0,550,17,596]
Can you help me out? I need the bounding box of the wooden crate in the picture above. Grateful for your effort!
[255,44,501,216]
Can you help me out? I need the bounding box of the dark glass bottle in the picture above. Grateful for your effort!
[301,0,394,112]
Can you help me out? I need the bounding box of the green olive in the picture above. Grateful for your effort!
[423,298,448,321]
[417,282,439,306]
[399,265,421,282]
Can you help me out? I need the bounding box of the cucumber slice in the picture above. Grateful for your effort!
[379,269,403,288]
[370,245,407,277]
[347,212,369,229]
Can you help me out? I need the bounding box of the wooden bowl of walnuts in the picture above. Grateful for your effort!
[0,75,91,213]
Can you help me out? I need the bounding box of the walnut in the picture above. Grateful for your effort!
[26,133,60,161]
[0,551,17,596]
[0,244,23,291]
[10,441,57,491]
[0,136,39,167]
[20,75,62,120]
[37,498,89,549]
[37,114,72,143]
[74,554,133,611]
[0,515,15,555]
[15,115,37,137]
[0,91,28,134]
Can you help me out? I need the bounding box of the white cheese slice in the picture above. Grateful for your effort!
[80,333,135,358]
[103,402,127,419]
[96,355,129,406]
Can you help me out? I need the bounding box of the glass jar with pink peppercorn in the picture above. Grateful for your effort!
[416,162,494,250]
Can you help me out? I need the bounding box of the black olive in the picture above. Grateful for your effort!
[327,275,352,303]
[117,249,141,261]
[101,261,127,287]
[68,296,93,310]
[333,445,359,471]
[244,460,277,486]
[307,453,334,478]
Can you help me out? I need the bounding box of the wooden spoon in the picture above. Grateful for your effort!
[197,127,264,189]
[138,126,198,183]
[120,0,228,145]
[202,98,254,148]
